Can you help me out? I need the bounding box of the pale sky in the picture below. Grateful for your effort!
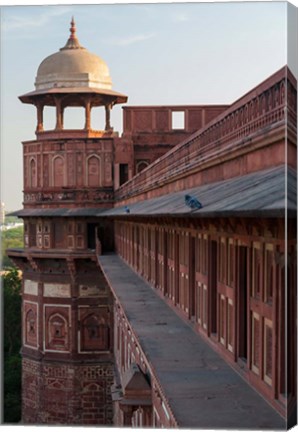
[0,1,295,211]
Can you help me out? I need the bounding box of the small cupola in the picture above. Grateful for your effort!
[35,17,113,91]
[19,18,128,138]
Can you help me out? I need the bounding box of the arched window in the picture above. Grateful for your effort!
[53,156,65,187]
[81,313,109,351]
[26,310,36,335]
[29,158,37,188]
[85,315,100,339]
[136,160,149,174]
[48,313,68,350]
[25,309,37,345]
[87,155,101,186]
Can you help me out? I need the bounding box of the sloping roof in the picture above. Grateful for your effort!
[9,207,108,218]
[10,166,296,219]
[105,165,296,218]
[19,87,128,105]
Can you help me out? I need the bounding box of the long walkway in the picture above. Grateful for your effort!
[98,254,285,430]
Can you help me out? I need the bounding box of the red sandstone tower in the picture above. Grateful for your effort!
[8,19,127,425]
[7,19,224,425]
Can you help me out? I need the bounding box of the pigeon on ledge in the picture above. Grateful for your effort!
[185,194,203,210]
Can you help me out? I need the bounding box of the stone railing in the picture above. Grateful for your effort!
[115,67,296,202]
[36,129,118,141]
[24,187,114,205]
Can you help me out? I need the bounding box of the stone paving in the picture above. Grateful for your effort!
[99,254,285,430]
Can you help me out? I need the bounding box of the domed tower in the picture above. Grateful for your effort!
[8,19,127,425]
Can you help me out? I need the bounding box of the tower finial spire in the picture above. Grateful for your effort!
[61,16,83,50]
[70,16,76,39]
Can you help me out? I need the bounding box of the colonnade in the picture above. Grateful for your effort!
[35,96,113,132]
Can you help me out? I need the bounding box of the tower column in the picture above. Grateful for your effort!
[85,99,91,130]
[61,106,65,129]
[55,97,64,130]
[120,405,137,426]
[105,104,112,131]
[36,102,44,132]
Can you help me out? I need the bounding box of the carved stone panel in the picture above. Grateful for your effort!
[43,154,49,187]
[104,153,112,183]
[24,279,38,296]
[155,110,169,131]
[53,156,65,187]
[24,301,38,348]
[30,157,37,188]
[79,306,111,353]
[67,153,75,186]
[87,155,101,186]
[135,110,152,132]
[24,155,29,188]
[76,153,83,186]
[79,284,100,297]
[44,305,71,352]
[43,283,71,298]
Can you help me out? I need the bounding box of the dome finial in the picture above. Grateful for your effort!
[61,16,83,51]
[70,16,76,39]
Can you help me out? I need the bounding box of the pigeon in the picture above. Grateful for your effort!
[185,194,203,210]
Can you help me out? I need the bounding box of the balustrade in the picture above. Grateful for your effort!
[115,72,296,202]
[24,187,114,204]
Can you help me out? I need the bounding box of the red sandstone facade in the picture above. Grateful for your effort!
[106,66,296,427]
[7,20,296,428]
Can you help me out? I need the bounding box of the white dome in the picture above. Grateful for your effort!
[35,18,112,91]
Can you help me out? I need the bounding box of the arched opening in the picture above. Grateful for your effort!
[63,106,85,129]
[53,156,65,187]
[81,313,109,351]
[91,106,105,131]
[26,309,36,335]
[29,158,37,188]
[43,106,56,130]
[26,309,36,344]
[136,160,149,174]
[87,155,101,187]
[48,313,68,349]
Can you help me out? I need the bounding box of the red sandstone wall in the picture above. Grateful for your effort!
[23,217,114,252]
[22,358,114,425]
[122,105,229,134]
[113,217,296,419]
[20,259,115,426]
[121,105,228,178]
[23,138,114,209]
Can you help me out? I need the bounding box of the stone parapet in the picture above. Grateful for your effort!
[23,187,114,207]
[115,67,296,203]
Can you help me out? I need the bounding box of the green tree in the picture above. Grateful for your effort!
[3,356,22,423]
[2,268,22,423]
[3,268,22,355]
[4,216,20,225]
[1,225,24,269]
